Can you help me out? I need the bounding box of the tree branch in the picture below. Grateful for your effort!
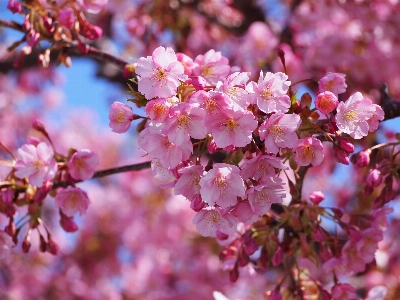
[52,161,151,188]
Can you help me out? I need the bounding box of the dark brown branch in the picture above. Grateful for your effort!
[52,161,151,188]
[0,19,23,31]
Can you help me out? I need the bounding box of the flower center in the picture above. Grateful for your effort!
[225,117,238,131]
[300,146,315,161]
[344,110,358,122]
[269,125,285,142]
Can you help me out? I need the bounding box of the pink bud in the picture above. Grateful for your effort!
[108,101,134,133]
[229,264,239,283]
[207,138,219,154]
[190,195,205,212]
[333,146,350,165]
[1,189,13,204]
[314,226,325,242]
[78,40,90,54]
[22,229,31,253]
[238,247,250,267]
[47,237,59,255]
[60,211,79,232]
[356,150,371,167]
[367,169,382,187]
[216,230,229,240]
[123,64,137,78]
[309,191,324,204]
[337,137,354,153]
[33,181,52,203]
[26,28,40,48]
[32,119,46,132]
[315,91,338,114]
[5,204,16,217]
[39,234,47,252]
[257,246,269,271]
[7,0,21,13]
[58,8,75,28]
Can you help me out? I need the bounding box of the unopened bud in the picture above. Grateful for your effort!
[190,195,205,212]
[367,169,382,187]
[355,149,371,167]
[22,229,32,253]
[60,211,79,232]
[276,47,285,66]
[39,234,47,252]
[229,263,239,283]
[338,137,354,153]
[47,237,59,255]
[78,40,90,54]
[216,230,229,240]
[32,119,46,132]
[257,246,269,271]
[309,191,324,205]
[333,146,350,165]
[238,247,250,267]
[123,64,137,78]
[300,93,312,109]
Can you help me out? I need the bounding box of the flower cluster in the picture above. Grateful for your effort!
[110,46,385,240]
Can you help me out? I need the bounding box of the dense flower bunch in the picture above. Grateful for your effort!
[107,46,393,297]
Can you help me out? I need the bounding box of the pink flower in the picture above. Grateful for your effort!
[246,176,286,216]
[138,127,192,169]
[356,228,383,264]
[55,187,90,217]
[207,110,257,148]
[136,46,186,99]
[335,92,376,139]
[240,153,287,180]
[331,283,356,300]
[315,91,338,114]
[108,101,134,133]
[259,113,301,154]
[189,90,231,121]
[0,230,14,259]
[199,163,245,209]
[14,142,57,187]
[162,102,207,146]
[318,72,347,95]
[232,201,258,224]
[215,72,252,109]
[192,208,237,237]
[68,149,99,180]
[250,71,291,114]
[58,8,75,28]
[176,52,194,76]
[77,0,108,14]
[145,97,177,122]
[367,104,385,132]
[294,136,324,166]
[174,165,204,200]
[192,49,231,85]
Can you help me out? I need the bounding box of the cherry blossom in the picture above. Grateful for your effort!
[335,92,376,139]
[14,142,57,187]
[192,208,237,237]
[249,71,291,114]
[108,101,134,133]
[207,109,257,148]
[68,149,99,180]
[315,91,338,115]
[55,187,90,217]
[318,72,347,95]
[136,46,187,99]
[294,136,324,166]
[192,49,231,85]
[259,113,301,154]
[199,163,245,208]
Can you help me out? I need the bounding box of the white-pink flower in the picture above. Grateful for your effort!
[249,71,291,114]
[136,46,187,99]
[240,153,287,180]
[162,102,207,146]
[0,230,14,259]
[68,149,99,180]
[294,137,324,166]
[199,163,245,208]
[259,113,301,154]
[246,176,286,216]
[108,101,134,133]
[215,72,253,109]
[174,165,204,200]
[138,127,192,169]
[207,109,257,148]
[335,92,376,139]
[14,142,57,187]
[367,104,385,132]
[145,98,173,122]
[192,49,231,85]
[55,187,90,217]
[192,208,237,237]
[318,72,347,95]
